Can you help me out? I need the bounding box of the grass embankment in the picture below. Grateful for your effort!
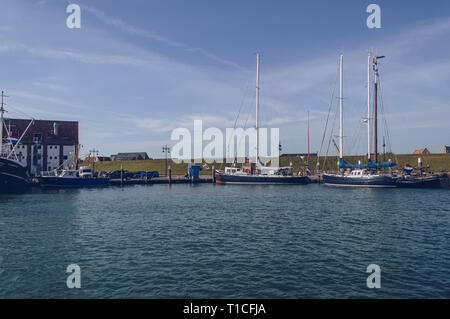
[81,154,450,176]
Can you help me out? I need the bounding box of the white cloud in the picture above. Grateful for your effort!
[81,4,242,69]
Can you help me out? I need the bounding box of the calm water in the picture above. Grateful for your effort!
[0,184,449,298]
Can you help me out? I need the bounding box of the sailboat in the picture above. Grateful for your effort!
[0,91,33,193]
[215,53,310,185]
[322,54,398,187]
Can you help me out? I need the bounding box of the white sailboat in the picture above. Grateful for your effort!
[215,53,310,184]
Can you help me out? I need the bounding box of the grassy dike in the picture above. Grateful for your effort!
[81,153,450,176]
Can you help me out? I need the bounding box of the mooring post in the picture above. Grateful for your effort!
[120,164,123,187]
[212,165,215,183]
[168,166,171,184]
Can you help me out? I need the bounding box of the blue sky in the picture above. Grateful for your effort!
[0,0,449,158]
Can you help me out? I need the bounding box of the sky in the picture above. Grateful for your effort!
[0,0,449,158]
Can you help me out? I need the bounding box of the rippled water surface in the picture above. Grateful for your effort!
[0,184,449,298]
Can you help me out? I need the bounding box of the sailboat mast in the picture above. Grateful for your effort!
[307,110,310,162]
[255,53,260,166]
[0,91,4,156]
[339,54,343,160]
[373,59,378,164]
[367,53,371,161]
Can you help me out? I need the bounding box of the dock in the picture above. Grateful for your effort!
[109,175,213,186]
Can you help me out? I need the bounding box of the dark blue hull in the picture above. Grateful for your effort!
[0,157,30,193]
[396,176,441,188]
[216,173,310,184]
[322,173,398,187]
[38,177,110,188]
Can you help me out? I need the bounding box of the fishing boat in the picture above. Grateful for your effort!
[215,54,310,185]
[396,174,441,188]
[38,166,109,188]
[0,91,32,194]
[322,54,398,187]
[396,163,441,188]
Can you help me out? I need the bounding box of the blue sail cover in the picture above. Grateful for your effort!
[368,159,397,168]
[339,158,398,169]
[339,158,367,169]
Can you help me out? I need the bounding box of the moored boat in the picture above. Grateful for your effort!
[0,91,32,194]
[215,53,310,185]
[38,166,109,188]
[0,157,31,193]
[322,54,398,188]
[396,174,441,188]
[216,166,310,185]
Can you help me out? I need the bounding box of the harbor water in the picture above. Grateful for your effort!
[0,184,449,298]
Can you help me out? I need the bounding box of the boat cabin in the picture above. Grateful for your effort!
[58,170,79,178]
[79,166,92,178]
[224,167,248,175]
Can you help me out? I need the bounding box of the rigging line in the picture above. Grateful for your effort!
[352,120,365,158]
[3,102,37,121]
[319,65,339,171]
[323,99,339,171]
[236,90,255,157]
[349,107,368,157]
[318,65,339,158]
[377,74,396,161]
[221,79,251,169]
[1,118,19,161]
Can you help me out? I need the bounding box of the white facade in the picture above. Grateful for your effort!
[47,145,60,171]
[30,144,44,175]
[63,145,76,169]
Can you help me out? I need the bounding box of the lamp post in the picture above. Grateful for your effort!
[162,145,170,177]
[89,149,99,173]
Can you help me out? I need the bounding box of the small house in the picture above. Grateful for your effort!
[413,148,431,155]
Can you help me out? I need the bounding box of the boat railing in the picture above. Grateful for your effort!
[40,170,59,177]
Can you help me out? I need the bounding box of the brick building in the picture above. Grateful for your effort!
[2,118,79,175]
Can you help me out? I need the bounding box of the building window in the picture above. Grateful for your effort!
[33,133,42,143]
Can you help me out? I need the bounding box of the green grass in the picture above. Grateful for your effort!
[82,159,214,176]
[82,153,450,176]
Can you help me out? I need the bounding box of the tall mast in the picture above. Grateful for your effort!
[373,56,384,164]
[367,53,371,161]
[374,60,378,163]
[307,110,310,162]
[339,54,343,160]
[0,91,5,156]
[255,53,260,166]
